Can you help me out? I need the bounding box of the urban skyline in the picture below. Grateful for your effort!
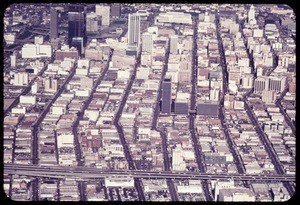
[3,3,296,202]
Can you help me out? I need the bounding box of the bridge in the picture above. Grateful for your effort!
[4,164,295,182]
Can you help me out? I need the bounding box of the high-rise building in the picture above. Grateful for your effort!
[86,12,99,33]
[196,100,219,117]
[50,9,58,39]
[128,13,141,49]
[248,5,257,25]
[70,37,84,55]
[161,76,172,114]
[254,76,269,93]
[242,74,253,89]
[44,77,58,93]
[174,92,189,115]
[268,76,286,93]
[13,72,29,86]
[10,54,16,67]
[68,12,86,47]
[96,5,110,26]
[170,35,178,54]
[111,4,121,19]
[141,32,153,54]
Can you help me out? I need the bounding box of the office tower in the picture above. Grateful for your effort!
[142,32,153,54]
[242,74,253,89]
[111,4,121,19]
[86,13,98,33]
[128,13,141,48]
[174,92,189,115]
[13,72,29,86]
[10,54,16,67]
[196,100,219,116]
[268,76,286,93]
[96,5,110,26]
[68,11,86,47]
[44,77,58,93]
[70,37,84,55]
[254,76,269,93]
[170,35,178,54]
[50,9,58,39]
[248,4,256,25]
[161,76,172,114]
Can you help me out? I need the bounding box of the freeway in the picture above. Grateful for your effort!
[4,164,295,182]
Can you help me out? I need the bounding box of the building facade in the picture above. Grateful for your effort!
[50,9,58,39]
[161,76,172,114]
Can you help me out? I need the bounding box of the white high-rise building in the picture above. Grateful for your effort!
[96,5,110,26]
[10,54,16,67]
[254,76,269,93]
[269,76,286,93]
[13,72,29,86]
[170,35,178,54]
[142,32,153,54]
[86,12,99,33]
[242,74,253,89]
[248,5,257,25]
[128,13,141,49]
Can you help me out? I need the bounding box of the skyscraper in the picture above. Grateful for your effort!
[142,32,153,54]
[111,4,121,19]
[254,76,269,93]
[161,76,172,114]
[50,9,58,39]
[68,11,86,47]
[248,5,256,25]
[128,13,141,49]
[96,5,110,26]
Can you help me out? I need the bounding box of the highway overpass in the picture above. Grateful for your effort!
[4,163,295,182]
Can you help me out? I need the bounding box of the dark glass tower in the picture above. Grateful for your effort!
[50,9,58,39]
[68,11,86,47]
[161,76,172,114]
